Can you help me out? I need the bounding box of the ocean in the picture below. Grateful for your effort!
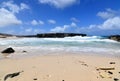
[0,36,120,58]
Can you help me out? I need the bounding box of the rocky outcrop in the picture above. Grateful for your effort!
[0,33,13,38]
[1,47,15,54]
[0,33,87,38]
[37,33,86,38]
[108,35,120,42]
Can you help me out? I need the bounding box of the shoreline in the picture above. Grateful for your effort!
[0,45,120,60]
[0,53,120,81]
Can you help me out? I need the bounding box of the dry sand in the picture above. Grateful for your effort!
[0,54,120,81]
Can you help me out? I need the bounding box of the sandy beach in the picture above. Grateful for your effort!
[0,0,120,80]
[0,53,120,81]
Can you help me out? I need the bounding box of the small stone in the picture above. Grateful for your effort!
[114,78,119,81]
[33,78,37,80]
[119,72,120,74]
[108,71,113,74]
[110,62,115,64]
[62,80,65,81]
[22,50,27,53]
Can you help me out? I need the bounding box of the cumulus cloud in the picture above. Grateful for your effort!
[2,1,29,13]
[50,22,77,32]
[31,20,44,25]
[71,22,77,27]
[77,16,120,35]
[96,9,120,30]
[97,12,114,19]
[97,8,119,19]
[77,9,120,35]
[0,8,22,27]
[0,1,29,27]
[48,19,56,24]
[99,17,120,30]
[39,0,80,9]
[31,20,38,25]
[82,16,120,30]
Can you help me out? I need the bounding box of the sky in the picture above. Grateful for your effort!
[0,0,120,36]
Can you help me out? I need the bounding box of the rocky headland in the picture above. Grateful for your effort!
[0,33,13,38]
[13,33,87,38]
[36,33,86,38]
[1,33,120,42]
[108,35,120,42]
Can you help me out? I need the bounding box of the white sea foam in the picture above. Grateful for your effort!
[0,36,120,56]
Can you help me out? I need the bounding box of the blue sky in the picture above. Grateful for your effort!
[0,0,120,36]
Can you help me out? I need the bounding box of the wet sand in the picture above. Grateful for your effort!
[0,53,120,81]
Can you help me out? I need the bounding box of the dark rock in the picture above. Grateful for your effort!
[110,62,115,64]
[108,71,113,74]
[1,47,15,54]
[4,71,23,81]
[33,78,37,80]
[114,78,119,81]
[22,50,27,53]
[62,80,65,81]
[37,33,86,38]
[108,35,120,42]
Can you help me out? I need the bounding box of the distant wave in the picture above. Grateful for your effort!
[43,36,116,43]
[0,36,120,55]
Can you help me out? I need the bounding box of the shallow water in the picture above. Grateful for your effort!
[0,36,120,58]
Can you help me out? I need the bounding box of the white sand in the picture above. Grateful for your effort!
[0,53,120,81]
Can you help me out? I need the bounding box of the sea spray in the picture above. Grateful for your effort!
[0,36,120,56]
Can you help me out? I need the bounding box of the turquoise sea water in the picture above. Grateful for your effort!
[0,36,120,57]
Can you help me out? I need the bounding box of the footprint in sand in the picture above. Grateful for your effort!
[43,74,51,80]
[77,60,89,67]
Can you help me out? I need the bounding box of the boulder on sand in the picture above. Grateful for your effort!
[1,47,15,54]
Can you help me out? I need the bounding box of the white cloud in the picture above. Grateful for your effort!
[39,0,80,9]
[96,9,120,30]
[78,16,120,34]
[20,3,29,10]
[48,19,56,24]
[0,8,22,27]
[77,8,120,35]
[99,17,120,30]
[97,8,119,19]
[50,22,77,32]
[31,20,38,25]
[71,17,80,22]
[0,1,29,27]
[31,20,44,25]
[97,11,114,19]
[75,8,120,35]
[71,22,77,27]
[2,1,29,13]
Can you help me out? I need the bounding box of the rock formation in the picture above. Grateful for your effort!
[108,35,120,42]
[1,47,15,54]
[37,33,86,38]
